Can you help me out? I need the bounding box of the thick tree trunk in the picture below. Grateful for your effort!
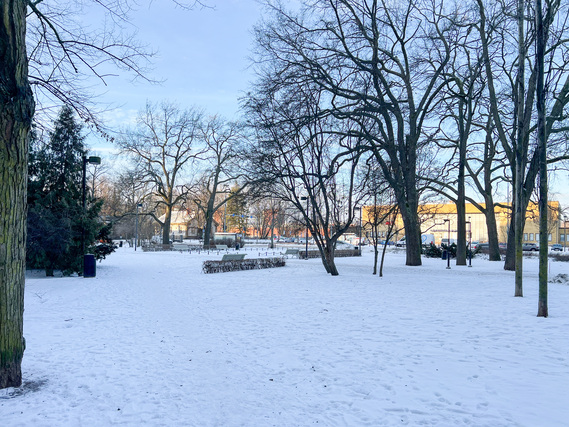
[203,197,215,249]
[456,104,467,266]
[456,197,466,266]
[400,207,422,266]
[162,205,172,245]
[485,207,502,261]
[322,245,339,276]
[0,0,35,389]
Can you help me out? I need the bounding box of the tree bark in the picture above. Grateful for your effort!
[321,244,338,276]
[0,0,35,389]
[484,205,502,261]
[162,205,172,245]
[513,0,526,297]
[536,0,548,317]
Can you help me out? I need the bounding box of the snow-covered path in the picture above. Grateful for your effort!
[2,246,568,426]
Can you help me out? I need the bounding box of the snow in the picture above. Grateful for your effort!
[2,245,569,426]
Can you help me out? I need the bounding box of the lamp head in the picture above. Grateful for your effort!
[87,156,101,165]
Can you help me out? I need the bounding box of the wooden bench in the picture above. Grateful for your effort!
[283,248,300,258]
[215,244,229,250]
[221,253,246,261]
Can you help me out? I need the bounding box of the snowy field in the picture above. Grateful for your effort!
[2,245,569,426]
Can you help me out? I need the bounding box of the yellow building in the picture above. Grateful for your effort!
[363,201,563,245]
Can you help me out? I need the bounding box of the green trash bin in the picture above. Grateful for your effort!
[84,254,96,278]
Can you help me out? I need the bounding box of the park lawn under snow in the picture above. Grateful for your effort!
[1,245,569,426]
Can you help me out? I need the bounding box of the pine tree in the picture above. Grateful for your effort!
[27,106,106,275]
[225,185,248,233]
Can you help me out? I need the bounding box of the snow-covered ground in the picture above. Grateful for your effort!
[2,245,569,426]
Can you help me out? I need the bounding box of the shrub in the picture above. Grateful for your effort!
[202,257,285,274]
[423,243,442,258]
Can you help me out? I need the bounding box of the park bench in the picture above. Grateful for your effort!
[283,248,300,258]
[172,243,190,252]
[215,244,229,251]
[221,253,246,261]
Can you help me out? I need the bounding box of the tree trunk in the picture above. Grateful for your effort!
[513,0,526,297]
[373,246,379,275]
[162,205,172,245]
[456,102,467,266]
[485,206,502,261]
[379,241,389,277]
[321,245,339,276]
[456,197,466,266]
[401,207,422,266]
[536,0,548,317]
[0,0,35,389]
[203,196,215,249]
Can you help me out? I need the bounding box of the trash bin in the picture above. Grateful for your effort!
[442,250,448,260]
[84,254,96,278]
[119,241,123,247]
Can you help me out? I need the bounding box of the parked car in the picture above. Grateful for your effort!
[551,244,563,251]
[522,243,539,251]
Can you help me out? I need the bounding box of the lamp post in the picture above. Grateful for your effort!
[444,218,451,269]
[222,185,230,232]
[82,155,101,277]
[135,203,142,251]
[301,196,309,259]
[467,217,472,267]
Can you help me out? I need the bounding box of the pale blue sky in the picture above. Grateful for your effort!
[94,0,263,137]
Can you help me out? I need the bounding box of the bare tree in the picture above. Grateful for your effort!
[191,117,248,248]
[118,102,204,244]
[476,0,569,297]
[244,81,367,275]
[252,0,454,266]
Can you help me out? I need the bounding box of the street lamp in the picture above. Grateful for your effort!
[135,203,143,251]
[221,185,230,232]
[300,196,309,259]
[443,218,451,269]
[82,155,101,277]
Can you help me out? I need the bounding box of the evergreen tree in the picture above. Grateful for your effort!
[225,185,248,233]
[27,106,107,275]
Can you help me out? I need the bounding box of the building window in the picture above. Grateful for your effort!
[529,233,534,241]
[536,233,539,241]
[523,233,528,241]
[561,234,566,242]
[548,234,552,241]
